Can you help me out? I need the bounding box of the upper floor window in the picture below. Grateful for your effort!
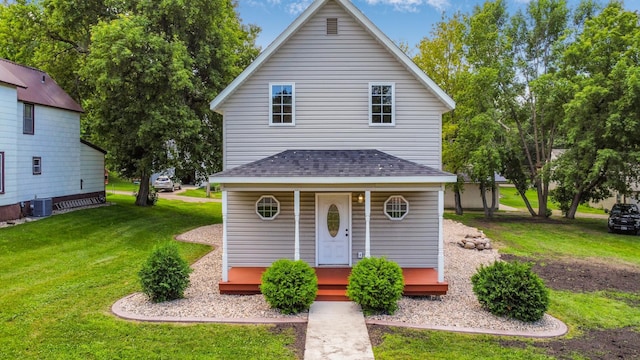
[384,195,409,220]
[23,103,34,134]
[270,83,295,126]
[256,195,280,220]
[369,83,395,126]
[0,152,4,194]
[32,156,41,175]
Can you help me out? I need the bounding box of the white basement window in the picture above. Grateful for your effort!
[256,195,280,220]
[384,195,409,220]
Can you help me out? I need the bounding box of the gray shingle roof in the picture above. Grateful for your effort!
[212,150,454,181]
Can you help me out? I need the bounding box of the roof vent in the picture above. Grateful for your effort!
[326,18,338,35]
[41,75,45,83]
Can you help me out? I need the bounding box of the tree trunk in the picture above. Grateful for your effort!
[488,183,496,218]
[565,192,582,219]
[454,188,464,215]
[536,178,548,218]
[136,173,151,206]
[480,183,490,218]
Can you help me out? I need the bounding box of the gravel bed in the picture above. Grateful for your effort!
[115,220,563,334]
[116,224,306,320]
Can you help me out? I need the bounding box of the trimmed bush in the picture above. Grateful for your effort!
[139,242,192,302]
[260,259,318,314]
[471,260,550,322]
[347,257,404,315]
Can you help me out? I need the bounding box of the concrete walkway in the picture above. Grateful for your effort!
[304,301,375,360]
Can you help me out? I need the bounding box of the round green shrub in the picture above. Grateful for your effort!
[346,257,404,315]
[139,242,192,303]
[260,259,318,314]
[471,260,550,322]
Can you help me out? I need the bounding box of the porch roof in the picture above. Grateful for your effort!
[210,150,456,185]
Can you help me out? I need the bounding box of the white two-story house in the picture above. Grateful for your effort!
[209,0,456,300]
[0,59,106,222]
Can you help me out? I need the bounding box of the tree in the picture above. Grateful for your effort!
[83,15,197,206]
[457,0,512,218]
[501,0,569,218]
[414,12,469,214]
[551,2,640,218]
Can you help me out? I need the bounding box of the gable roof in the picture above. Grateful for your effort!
[210,0,455,112]
[211,149,456,184]
[0,59,83,113]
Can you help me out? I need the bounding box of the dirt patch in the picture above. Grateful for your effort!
[502,327,640,360]
[367,324,395,347]
[269,322,307,360]
[500,254,640,293]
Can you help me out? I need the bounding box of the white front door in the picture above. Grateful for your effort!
[317,194,351,266]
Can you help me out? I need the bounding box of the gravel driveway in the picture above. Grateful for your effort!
[113,220,566,336]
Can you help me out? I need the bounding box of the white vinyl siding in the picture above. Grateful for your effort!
[16,104,81,200]
[220,1,444,170]
[0,84,18,205]
[80,143,106,193]
[226,190,438,268]
[0,151,4,193]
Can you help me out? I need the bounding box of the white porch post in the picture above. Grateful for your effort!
[365,190,371,258]
[294,190,300,261]
[438,188,445,283]
[221,190,229,282]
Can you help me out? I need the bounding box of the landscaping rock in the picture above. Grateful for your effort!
[459,235,492,251]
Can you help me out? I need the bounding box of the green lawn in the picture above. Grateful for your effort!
[105,172,140,192]
[181,187,222,199]
[0,195,296,359]
[499,186,607,215]
[373,212,640,359]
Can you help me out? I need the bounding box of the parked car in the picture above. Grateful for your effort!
[153,176,181,192]
[607,203,640,234]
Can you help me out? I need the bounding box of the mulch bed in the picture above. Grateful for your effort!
[269,322,307,360]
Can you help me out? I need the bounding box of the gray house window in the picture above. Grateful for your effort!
[32,156,41,175]
[369,83,395,126]
[0,151,4,194]
[269,83,295,125]
[384,195,409,220]
[256,195,280,220]
[23,103,34,134]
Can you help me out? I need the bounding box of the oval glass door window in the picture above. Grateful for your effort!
[327,204,340,237]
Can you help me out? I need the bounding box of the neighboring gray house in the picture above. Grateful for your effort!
[209,0,456,300]
[0,59,106,222]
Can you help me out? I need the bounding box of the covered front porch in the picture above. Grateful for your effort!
[219,267,448,301]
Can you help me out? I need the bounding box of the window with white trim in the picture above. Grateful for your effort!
[369,83,395,125]
[32,156,41,175]
[270,83,295,125]
[23,103,34,134]
[0,151,4,194]
[256,195,280,220]
[384,195,409,220]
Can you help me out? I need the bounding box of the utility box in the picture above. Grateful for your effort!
[32,198,53,217]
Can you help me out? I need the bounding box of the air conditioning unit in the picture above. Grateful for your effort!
[32,198,53,217]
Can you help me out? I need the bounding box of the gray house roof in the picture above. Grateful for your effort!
[211,150,456,185]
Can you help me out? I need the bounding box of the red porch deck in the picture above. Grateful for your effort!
[219,267,448,301]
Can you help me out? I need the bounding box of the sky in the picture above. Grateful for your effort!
[237,0,640,55]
